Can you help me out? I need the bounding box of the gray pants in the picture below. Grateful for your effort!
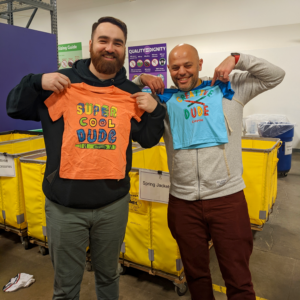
[45,194,130,300]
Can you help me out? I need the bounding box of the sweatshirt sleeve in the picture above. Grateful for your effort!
[230,53,285,105]
[131,99,166,148]
[129,77,166,148]
[6,73,51,121]
[132,74,145,90]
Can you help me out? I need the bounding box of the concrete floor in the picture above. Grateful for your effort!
[0,152,299,300]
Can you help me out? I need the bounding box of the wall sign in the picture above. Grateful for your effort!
[58,42,82,70]
[128,43,167,92]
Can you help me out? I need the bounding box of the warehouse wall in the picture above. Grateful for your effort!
[2,0,300,147]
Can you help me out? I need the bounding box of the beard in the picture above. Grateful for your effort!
[90,45,125,75]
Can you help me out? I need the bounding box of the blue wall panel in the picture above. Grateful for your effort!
[0,23,57,131]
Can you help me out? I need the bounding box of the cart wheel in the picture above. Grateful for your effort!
[39,246,48,256]
[175,282,188,296]
[284,172,288,177]
[22,237,30,250]
[85,261,93,272]
[119,264,127,275]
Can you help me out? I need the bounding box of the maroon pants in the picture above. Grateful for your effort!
[168,191,255,300]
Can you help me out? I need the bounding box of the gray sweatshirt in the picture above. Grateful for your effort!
[133,54,285,200]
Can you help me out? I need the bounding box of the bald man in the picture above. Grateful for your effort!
[134,46,285,300]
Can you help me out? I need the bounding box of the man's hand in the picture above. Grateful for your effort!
[131,92,158,113]
[42,73,71,94]
[140,74,165,95]
[211,56,236,86]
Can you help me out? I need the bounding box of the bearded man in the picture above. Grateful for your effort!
[6,17,165,300]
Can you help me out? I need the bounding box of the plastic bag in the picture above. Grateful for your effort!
[243,114,295,136]
[258,122,294,137]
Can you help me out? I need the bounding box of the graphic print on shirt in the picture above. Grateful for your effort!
[157,80,234,150]
[175,88,214,122]
[44,83,144,180]
[76,102,118,150]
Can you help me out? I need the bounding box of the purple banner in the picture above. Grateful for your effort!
[0,23,57,132]
[128,43,167,92]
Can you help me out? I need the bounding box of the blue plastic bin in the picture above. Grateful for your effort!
[276,128,294,175]
[259,123,294,176]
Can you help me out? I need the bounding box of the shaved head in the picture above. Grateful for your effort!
[169,44,199,63]
[168,44,203,91]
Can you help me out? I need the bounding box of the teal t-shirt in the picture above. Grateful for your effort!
[157,80,234,150]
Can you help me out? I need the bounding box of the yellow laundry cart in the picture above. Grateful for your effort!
[0,136,45,242]
[120,171,152,268]
[19,151,48,254]
[241,137,281,229]
[119,145,187,296]
[0,130,42,143]
[151,201,183,277]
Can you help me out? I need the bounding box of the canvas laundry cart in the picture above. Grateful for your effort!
[19,150,48,255]
[0,130,42,143]
[119,144,189,296]
[241,137,281,229]
[0,135,45,247]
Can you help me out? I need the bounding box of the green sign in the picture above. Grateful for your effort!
[58,42,82,69]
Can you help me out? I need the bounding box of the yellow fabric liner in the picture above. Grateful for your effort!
[0,137,45,229]
[21,161,47,242]
[151,202,183,276]
[121,172,151,267]
[0,137,45,154]
[0,132,34,142]
[121,146,182,276]
[242,139,281,226]
[0,157,27,229]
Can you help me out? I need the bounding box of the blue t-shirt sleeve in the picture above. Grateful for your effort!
[157,89,178,103]
[199,80,234,100]
[216,80,235,100]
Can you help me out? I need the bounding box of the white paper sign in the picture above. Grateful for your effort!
[285,141,293,155]
[0,154,16,177]
[139,169,170,203]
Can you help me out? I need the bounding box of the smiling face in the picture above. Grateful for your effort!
[89,22,126,75]
[168,44,203,91]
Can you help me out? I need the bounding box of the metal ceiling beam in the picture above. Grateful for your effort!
[26,7,37,28]
[7,1,13,24]
[16,0,53,11]
[0,6,36,14]
[0,1,12,5]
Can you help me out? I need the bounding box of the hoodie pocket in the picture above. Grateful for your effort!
[170,149,197,191]
[47,168,59,196]
[200,145,231,190]
[47,169,58,184]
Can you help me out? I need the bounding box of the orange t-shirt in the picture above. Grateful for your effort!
[45,83,144,180]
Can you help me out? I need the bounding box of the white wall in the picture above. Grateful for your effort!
[2,0,300,147]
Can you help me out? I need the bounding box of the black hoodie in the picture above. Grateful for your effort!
[6,59,166,209]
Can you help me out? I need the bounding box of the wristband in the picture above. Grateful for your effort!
[231,53,240,64]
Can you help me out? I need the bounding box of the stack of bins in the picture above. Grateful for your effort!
[19,152,48,253]
[121,144,183,278]
[0,136,45,236]
[241,137,281,228]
